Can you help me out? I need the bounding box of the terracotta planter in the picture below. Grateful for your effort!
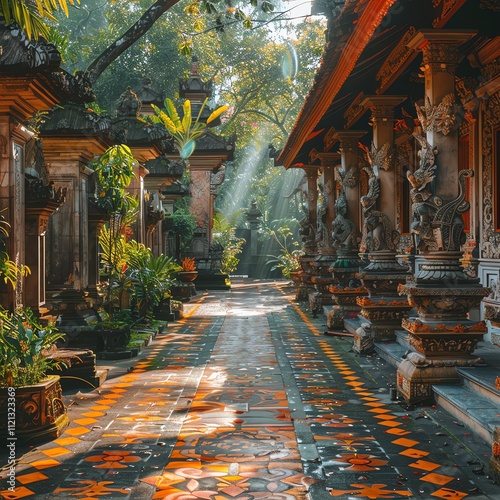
[0,375,69,442]
[177,271,198,283]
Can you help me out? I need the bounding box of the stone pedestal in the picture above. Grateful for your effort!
[308,254,337,313]
[353,251,412,353]
[327,276,368,330]
[296,256,315,302]
[396,30,490,404]
[398,253,489,403]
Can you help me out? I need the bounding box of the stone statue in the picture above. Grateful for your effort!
[116,87,141,117]
[408,133,472,253]
[331,189,355,255]
[359,142,399,252]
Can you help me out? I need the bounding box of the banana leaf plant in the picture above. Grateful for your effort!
[150,98,229,160]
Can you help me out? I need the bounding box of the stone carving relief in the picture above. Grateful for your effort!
[421,40,459,70]
[408,133,472,253]
[359,142,399,252]
[331,173,356,256]
[480,91,500,259]
[480,0,500,10]
[316,179,334,253]
[415,94,459,135]
[344,92,365,129]
[299,203,316,256]
[116,87,141,117]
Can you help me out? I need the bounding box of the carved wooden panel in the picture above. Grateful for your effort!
[480,91,500,259]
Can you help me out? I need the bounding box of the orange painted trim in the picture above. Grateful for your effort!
[278,0,398,168]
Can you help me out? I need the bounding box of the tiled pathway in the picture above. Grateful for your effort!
[0,280,498,499]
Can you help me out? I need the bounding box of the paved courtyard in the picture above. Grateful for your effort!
[1,279,498,499]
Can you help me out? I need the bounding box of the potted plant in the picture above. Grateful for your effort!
[177,256,198,282]
[126,240,180,317]
[265,224,303,280]
[0,308,69,441]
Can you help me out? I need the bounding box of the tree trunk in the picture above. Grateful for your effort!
[85,0,181,84]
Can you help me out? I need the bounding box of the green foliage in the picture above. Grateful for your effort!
[150,97,228,160]
[0,210,30,290]
[0,308,65,387]
[169,206,197,254]
[94,145,139,314]
[92,144,137,215]
[263,221,302,278]
[125,240,181,314]
[0,0,79,40]
[212,212,246,274]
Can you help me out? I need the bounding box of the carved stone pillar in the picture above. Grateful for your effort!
[407,30,475,199]
[0,123,32,310]
[334,131,365,264]
[349,97,412,353]
[397,30,489,404]
[296,166,319,302]
[326,132,367,330]
[308,153,340,311]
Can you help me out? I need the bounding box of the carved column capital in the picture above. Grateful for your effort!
[302,165,320,180]
[334,130,366,152]
[361,96,407,126]
[407,30,476,75]
[311,152,341,169]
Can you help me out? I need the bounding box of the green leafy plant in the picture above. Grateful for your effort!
[0,210,30,289]
[0,0,79,40]
[0,308,65,388]
[212,212,245,274]
[93,145,139,313]
[150,97,228,160]
[126,240,181,316]
[265,224,303,279]
[169,206,197,254]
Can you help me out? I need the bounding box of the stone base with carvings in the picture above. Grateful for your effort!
[402,317,487,356]
[326,304,360,330]
[356,296,413,342]
[397,351,487,404]
[296,282,312,302]
[326,285,368,330]
[353,322,375,355]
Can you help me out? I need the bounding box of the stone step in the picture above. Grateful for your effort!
[343,317,362,335]
[395,329,412,350]
[456,366,500,407]
[433,384,500,446]
[374,341,407,369]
